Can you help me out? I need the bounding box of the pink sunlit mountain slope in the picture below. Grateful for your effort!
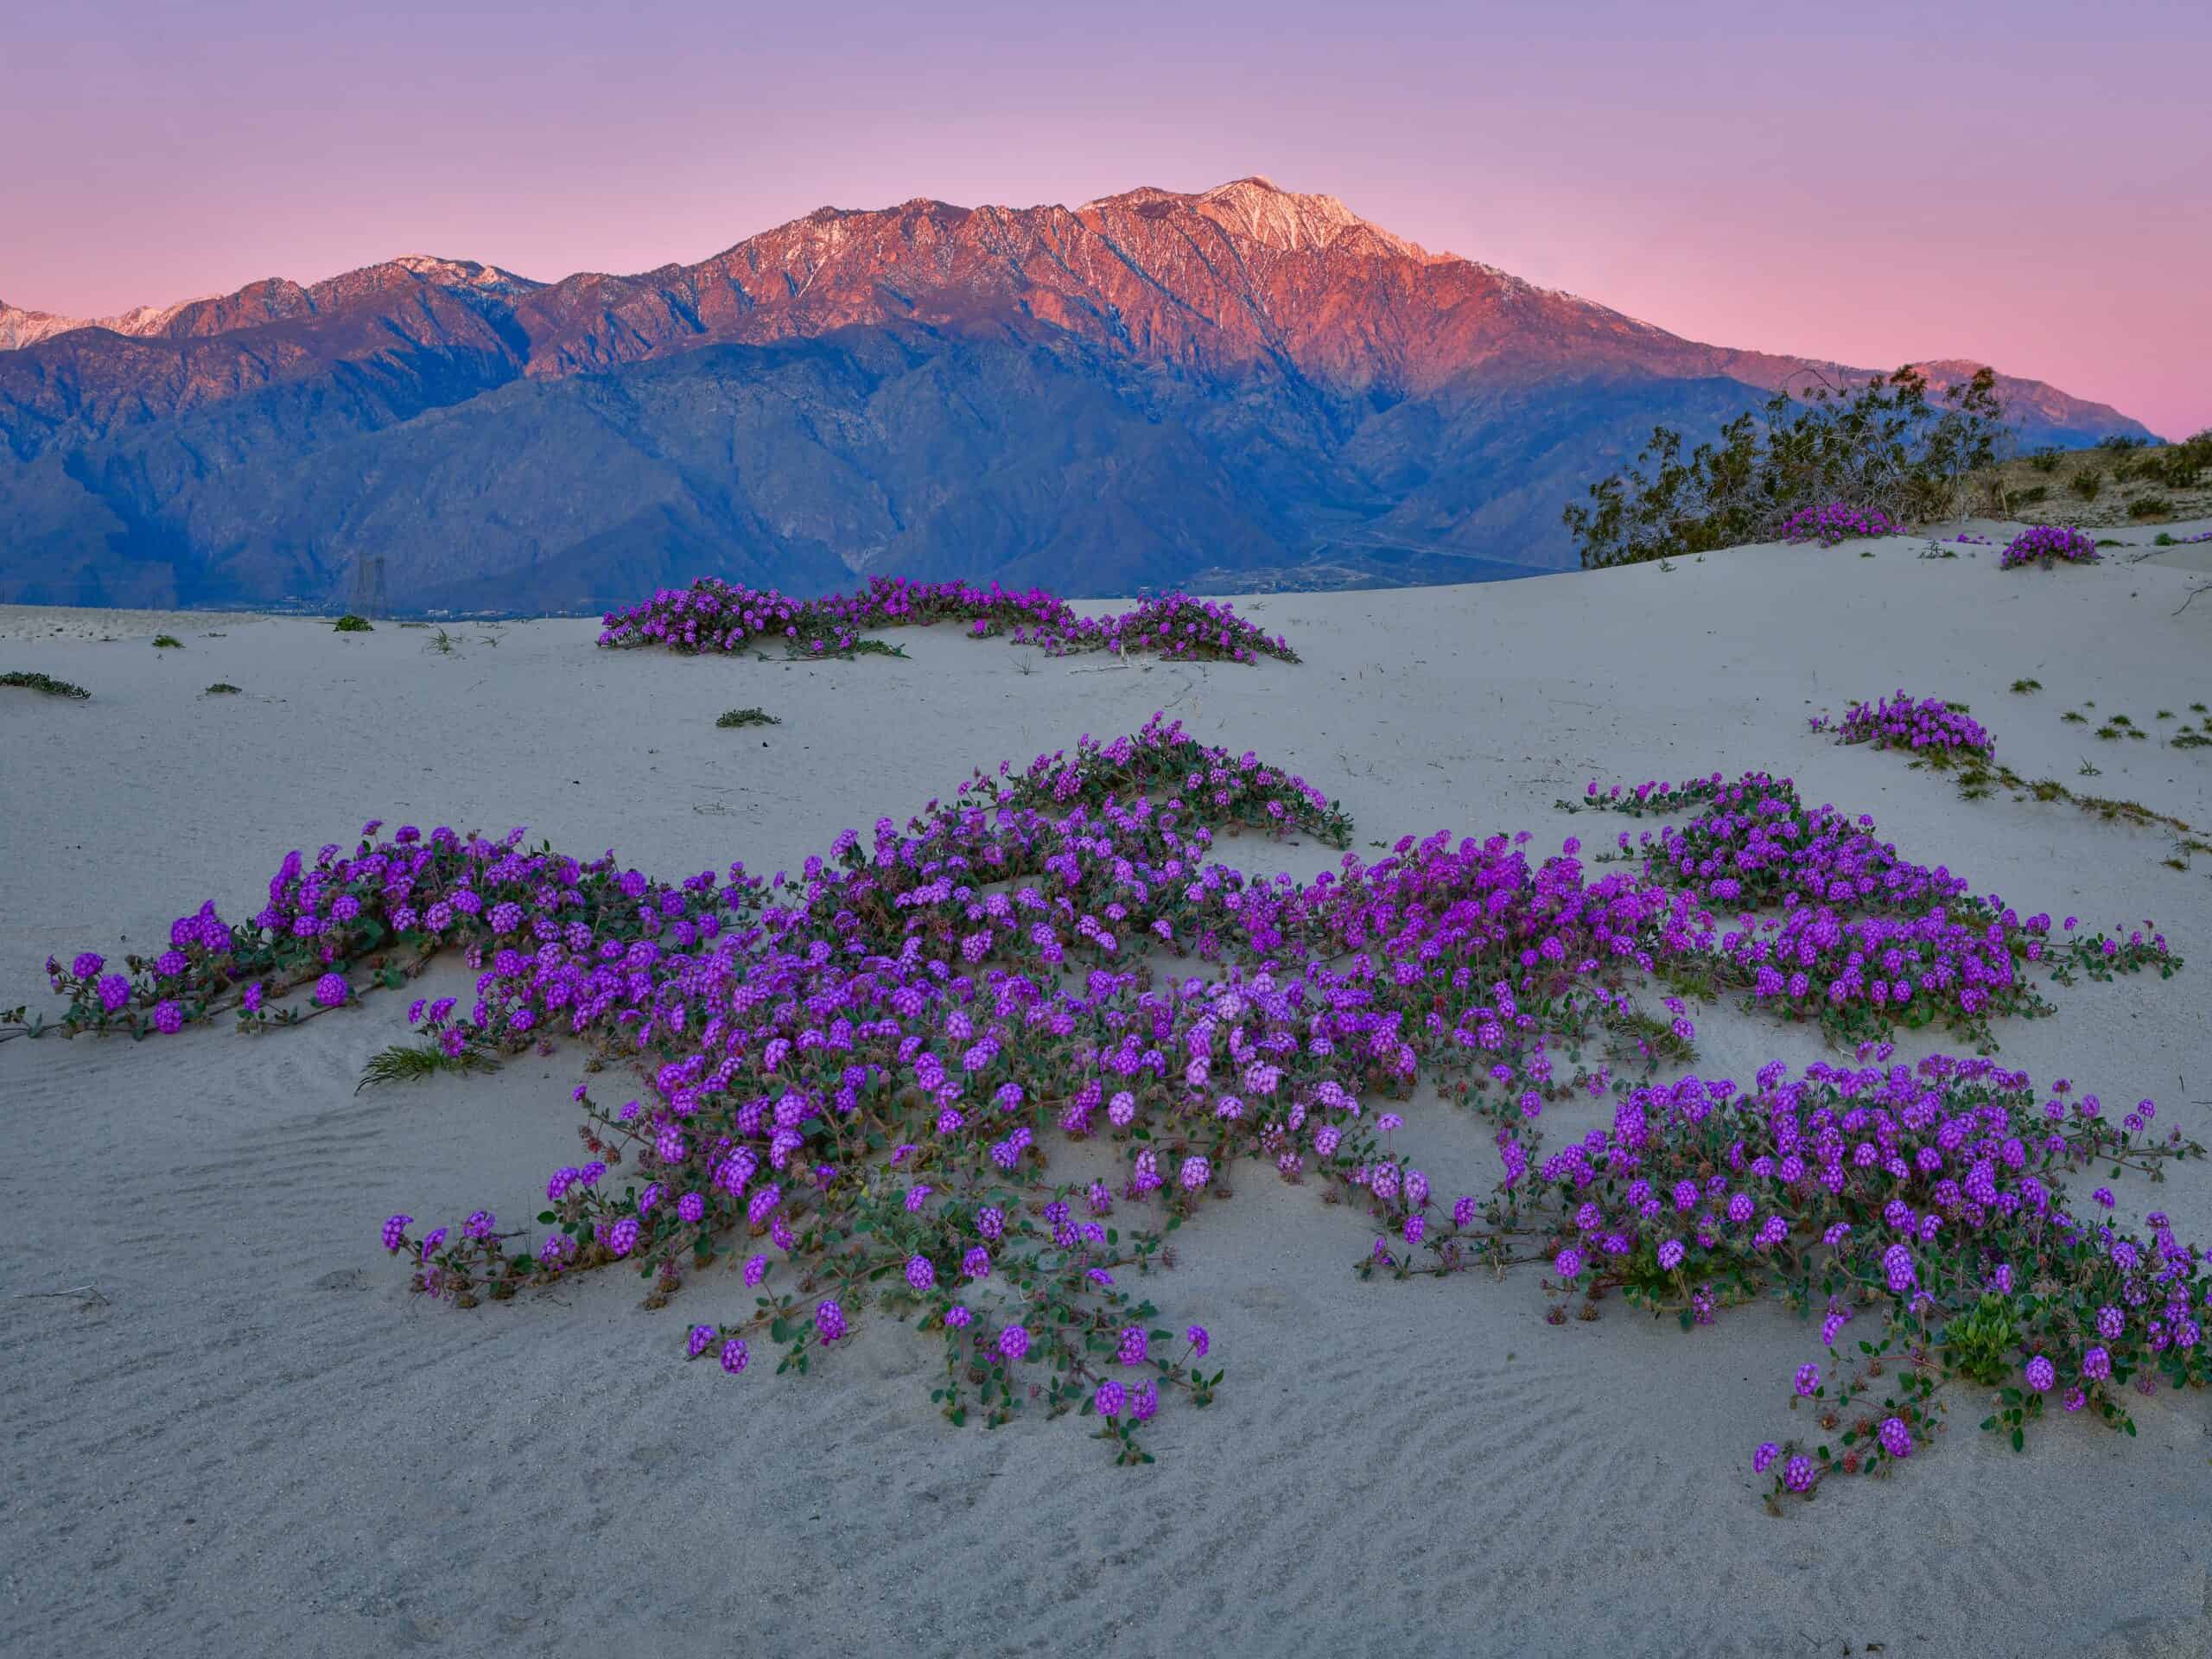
[0,178,2152,611]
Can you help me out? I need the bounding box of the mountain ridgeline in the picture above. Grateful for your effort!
[0,179,2154,612]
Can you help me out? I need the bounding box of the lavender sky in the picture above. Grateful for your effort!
[7,0,2207,435]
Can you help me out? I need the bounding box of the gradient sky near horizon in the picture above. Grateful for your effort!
[6,0,2208,435]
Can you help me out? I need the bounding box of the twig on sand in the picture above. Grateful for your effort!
[2175,582,2210,618]
[13,1285,109,1306]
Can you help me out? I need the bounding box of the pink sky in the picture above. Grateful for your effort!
[6,0,2207,435]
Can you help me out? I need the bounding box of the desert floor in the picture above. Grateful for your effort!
[3,520,2211,1658]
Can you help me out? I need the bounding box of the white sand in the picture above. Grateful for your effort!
[3,530,2211,1657]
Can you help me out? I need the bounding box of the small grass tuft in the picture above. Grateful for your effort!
[358,1041,499,1093]
[152,634,183,649]
[2009,678,2042,694]
[716,707,780,728]
[334,614,374,633]
[204,683,242,696]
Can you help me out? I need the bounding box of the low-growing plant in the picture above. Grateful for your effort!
[602,576,1296,665]
[2128,495,2174,519]
[0,671,90,699]
[1813,690,1993,764]
[152,634,183,649]
[20,715,2192,1499]
[1564,771,2177,1047]
[2001,525,2100,570]
[205,683,242,696]
[2027,448,2063,474]
[715,707,779,728]
[334,614,374,633]
[1781,503,1905,546]
[2010,678,2041,694]
[2069,469,2105,502]
[359,1003,501,1091]
[1536,1056,2202,1505]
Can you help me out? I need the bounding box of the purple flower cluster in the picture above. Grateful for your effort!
[1817,690,1993,760]
[37,711,2196,1492]
[1572,770,2175,1046]
[597,575,1296,664]
[1528,1051,2203,1500]
[1999,524,2100,570]
[1780,502,1906,546]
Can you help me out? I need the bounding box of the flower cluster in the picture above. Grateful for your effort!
[1999,525,2100,570]
[35,827,744,1042]
[1780,503,1906,546]
[597,575,1296,664]
[1515,1052,2203,1502]
[29,721,2197,1495]
[1815,690,1994,762]
[1567,771,2177,1046]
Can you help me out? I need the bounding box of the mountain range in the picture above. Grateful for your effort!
[0,177,2154,612]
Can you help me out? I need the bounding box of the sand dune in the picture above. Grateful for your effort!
[3,522,2210,1657]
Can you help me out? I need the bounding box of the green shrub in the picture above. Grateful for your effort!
[205,683,242,695]
[334,614,374,632]
[152,634,183,649]
[2069,468,2104,501]
[2146,442,2205,489]
[2127,494,2173,519]
[715,707,780,728]
[1563,365,2007,569]
[0,671,90,699]
[2027,447,2063,474]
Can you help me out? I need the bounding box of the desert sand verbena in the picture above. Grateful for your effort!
[3,519,2210,1658]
